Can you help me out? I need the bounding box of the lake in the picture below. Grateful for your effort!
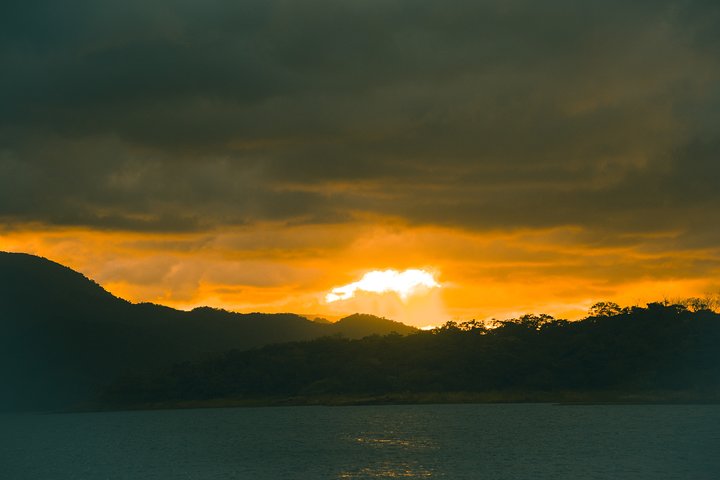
[1,404,718,479]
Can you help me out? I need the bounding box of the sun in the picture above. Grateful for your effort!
[325,269,440,303]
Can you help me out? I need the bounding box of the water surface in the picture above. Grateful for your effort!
[1,404,718,479]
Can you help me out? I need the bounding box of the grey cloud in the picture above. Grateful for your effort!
[1,0,719,242]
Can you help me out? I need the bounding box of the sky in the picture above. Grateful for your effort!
[2,0,720,326]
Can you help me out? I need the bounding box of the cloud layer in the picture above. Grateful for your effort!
[2,0,719,239]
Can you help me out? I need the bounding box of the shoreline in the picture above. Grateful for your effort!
[62,390,720,413]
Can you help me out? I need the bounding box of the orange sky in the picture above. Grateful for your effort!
[3,222,718,327]
[2,2,720,327]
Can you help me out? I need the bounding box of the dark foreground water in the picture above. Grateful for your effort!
[1,404,718,479]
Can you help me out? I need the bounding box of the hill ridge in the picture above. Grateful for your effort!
[0,251,416,411]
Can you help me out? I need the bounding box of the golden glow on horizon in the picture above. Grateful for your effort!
[2,222,719,327]
[325,269,440,303]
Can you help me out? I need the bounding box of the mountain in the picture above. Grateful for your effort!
[0,252,416,410]
[327,313,413,338]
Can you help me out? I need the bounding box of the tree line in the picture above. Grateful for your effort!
[105,301,720,405]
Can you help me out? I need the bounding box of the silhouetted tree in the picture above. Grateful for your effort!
[589,301,623,317]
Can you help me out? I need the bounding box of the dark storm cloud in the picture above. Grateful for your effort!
[1,0,719,239]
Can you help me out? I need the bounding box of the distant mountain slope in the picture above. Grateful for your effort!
[1,251,128,317]
[0,252,416,410]
[328,313,415,338]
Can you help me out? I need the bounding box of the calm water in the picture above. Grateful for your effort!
[1,404,718,479]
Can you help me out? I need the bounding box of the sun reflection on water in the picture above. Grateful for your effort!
[337,462,434,478]
[336,430,437,478]
[352,435,435,450]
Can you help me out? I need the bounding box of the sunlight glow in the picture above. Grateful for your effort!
[325,269,440,303]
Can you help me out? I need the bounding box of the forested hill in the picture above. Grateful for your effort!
[107,303,720,407]
[4,251,719,410]
[0,252,415,411]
